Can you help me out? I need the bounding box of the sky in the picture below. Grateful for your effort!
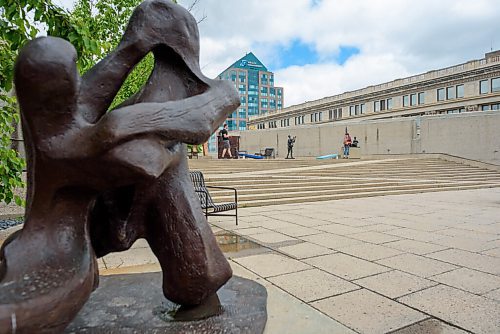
[55,0,500,107]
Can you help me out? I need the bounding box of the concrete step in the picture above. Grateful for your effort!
[235,184,500,207]
[211,182,488,203]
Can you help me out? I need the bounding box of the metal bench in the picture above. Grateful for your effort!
[189,171,238,225]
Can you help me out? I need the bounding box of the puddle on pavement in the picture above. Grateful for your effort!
[214,231,268,257]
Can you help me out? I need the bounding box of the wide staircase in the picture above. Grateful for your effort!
[188,157,500,207]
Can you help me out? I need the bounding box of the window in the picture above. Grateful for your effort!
[410,94,417,106]
[360,104,366,114]
[349,106,354,116]
[418,92,425,105]
[338,108,342,119]
[238,108,246,118]
[403,95,409,106]
[319,112,323,121]
[387,98,393,109]
[482,105,490,111]
[354,105,359,115]
[437,88,445,101]
[492,78,500,92]
[310,114,314,122]
[374,101,381,112]
[456,85,464,98]
[446,86,455,99]
[239,121,247,130]
[380,100,386,111]
[480,80,489,94]
[492,104,499,110]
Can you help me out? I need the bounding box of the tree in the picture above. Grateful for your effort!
[0,0,193,206]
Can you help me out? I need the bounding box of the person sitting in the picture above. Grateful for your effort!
[352,136,359,148]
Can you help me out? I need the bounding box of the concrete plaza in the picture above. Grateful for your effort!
[1,158,499,333]
[92,186,500,334]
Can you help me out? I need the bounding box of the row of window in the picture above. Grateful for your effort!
[403,93,424,107]
[349,104,365,116]
[310,112,323,123]
[280,118,291,127]
[437,84,464,101]
[256,100,500,130]
[253,77,500,129]
[295,115,305,125]
[480,78,500,94]
[481,103,500,111]
[329,108,343,120]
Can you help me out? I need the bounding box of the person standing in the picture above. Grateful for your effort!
[286,135,296,159]
[343,133,352,158]
[220,123,232,158]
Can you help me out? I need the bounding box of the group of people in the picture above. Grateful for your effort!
[219,127,359,159]
[342,133,359,158]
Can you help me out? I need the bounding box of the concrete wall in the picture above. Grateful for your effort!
[239,111,500,164]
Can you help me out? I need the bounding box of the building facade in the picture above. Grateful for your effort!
[218,52,284,131]
[248,50,500,130]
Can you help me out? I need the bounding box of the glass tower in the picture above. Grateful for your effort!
[218,52,284,131]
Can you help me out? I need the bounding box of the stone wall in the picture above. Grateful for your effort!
[239,111,500,164]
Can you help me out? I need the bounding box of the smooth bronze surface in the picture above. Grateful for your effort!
[0,1,239,332]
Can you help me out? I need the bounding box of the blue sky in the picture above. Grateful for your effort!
[267,40,360,70]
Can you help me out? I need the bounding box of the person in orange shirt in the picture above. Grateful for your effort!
[343,133,352,158]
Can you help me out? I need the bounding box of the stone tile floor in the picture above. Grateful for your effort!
[1,188,499,333]
[209,188,500,333]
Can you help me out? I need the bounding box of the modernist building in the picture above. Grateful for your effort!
[218,52,284,131]
[248,50,500,130]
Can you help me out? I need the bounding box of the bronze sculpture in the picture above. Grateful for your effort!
[0,1,239,332]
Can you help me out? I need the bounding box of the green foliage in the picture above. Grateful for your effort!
[0,93,24,206]
[0,0,178,205]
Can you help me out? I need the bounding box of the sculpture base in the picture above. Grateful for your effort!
[65,272,267,333]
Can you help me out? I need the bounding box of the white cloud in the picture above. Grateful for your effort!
[50,0,500,107]
[176,0,500,107]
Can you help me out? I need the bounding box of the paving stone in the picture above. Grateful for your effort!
[103,247,159,269]
[272,225,322,237]
[427,249,500,275]
[257,217,300,230]
[399,285,500,334]
[305,253,390,280]
[337,243,403,261]
[431,235,498,252]
[482,247,500,257]
[232,253,311,278]
[435,227,498,241]
[430,268,500,294]
[311,289,427,334]
[268,269,359,303]
[347,231,401,244]
[233,227,271,235]
[230,261,356,334]
[362,223,401,232]
[390,318,469,334]
[384,239,449,255]
[300,233,362,249]
[277,242,334,259]
[376,254,458,278]
[247,231,297,244]
[266,213,329,227]
[483,288,500,302]
[313,223,365,235]
[385,228,447,242]
[354,270,437,298]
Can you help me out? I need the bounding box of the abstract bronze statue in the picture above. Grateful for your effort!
[0,1,239,332]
